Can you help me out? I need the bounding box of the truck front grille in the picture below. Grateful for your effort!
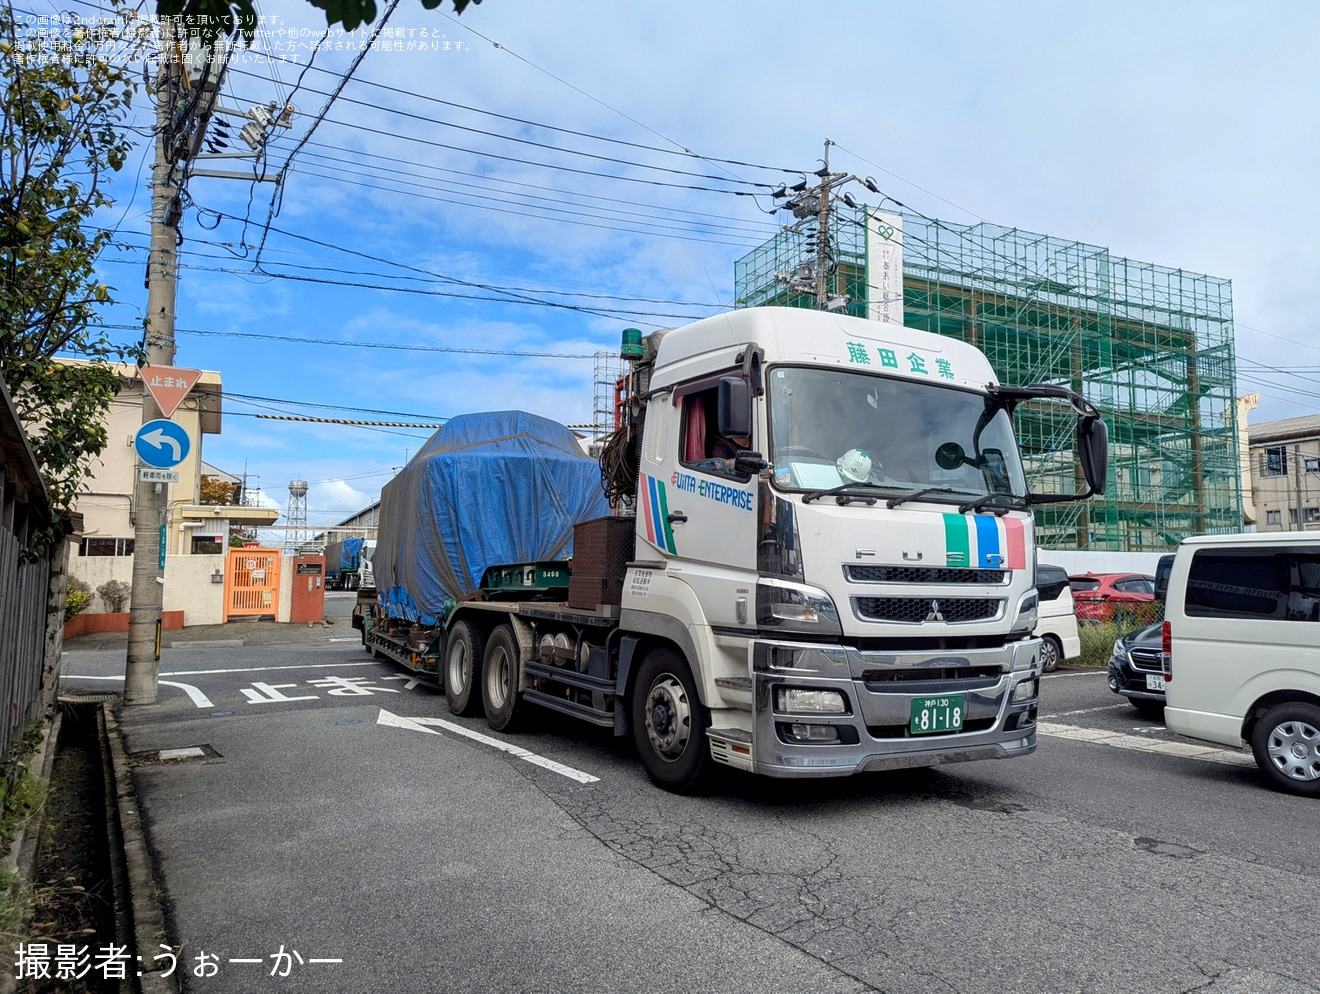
[853,597,1004,625]
[845,565,1008,585]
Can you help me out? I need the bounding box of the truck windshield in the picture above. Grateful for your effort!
[766,366,1029,500]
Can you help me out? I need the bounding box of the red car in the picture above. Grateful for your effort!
[1068,572,1157,624]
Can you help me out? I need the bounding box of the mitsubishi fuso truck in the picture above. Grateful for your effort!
[357,307,1108,792]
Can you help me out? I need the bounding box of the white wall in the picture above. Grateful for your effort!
[1038,549,1171,576]
[66,553,133,613]
[276,554,294,623]
[68,549,225,625]
[162,553,226,626]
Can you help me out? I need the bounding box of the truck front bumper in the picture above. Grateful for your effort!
[739,637,1041,778]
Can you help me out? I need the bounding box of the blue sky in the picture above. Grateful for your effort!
[60,0,1320,525]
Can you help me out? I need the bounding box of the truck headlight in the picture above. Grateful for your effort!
[756,578,842,636]
[776,687,848,714]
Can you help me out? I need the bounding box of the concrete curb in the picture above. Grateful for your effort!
[101,704,179,994]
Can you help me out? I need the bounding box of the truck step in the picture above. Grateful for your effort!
[524,660,616,694]
[707,727,754,772]
[522,688,614,728]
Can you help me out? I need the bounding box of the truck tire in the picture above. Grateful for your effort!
[444,620,485,716]
[631,648,712,793]
[482,624,523,732]
[1250,702,1320,798]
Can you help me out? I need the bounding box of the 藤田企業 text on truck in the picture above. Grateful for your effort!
[354,307,1108,792]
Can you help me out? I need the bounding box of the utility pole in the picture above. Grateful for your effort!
[125,51,183,704]
[124,29,287,704]
[773,140,878,311]
[814,140,834,308]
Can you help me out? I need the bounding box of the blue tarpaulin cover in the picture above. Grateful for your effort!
[325,537,364,572]
[374,411,611,625]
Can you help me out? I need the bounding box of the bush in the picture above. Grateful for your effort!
[1077,620,1122,668]
[96,579,130,613]
[64,575,91,622]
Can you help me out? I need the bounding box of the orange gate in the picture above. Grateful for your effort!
[224,549,282,620]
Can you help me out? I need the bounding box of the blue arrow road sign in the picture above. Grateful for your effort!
[135,419,191,469]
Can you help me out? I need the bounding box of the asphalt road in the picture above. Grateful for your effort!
[57,608,1320,994]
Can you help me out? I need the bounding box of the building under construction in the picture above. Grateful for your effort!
[734,205,1240,552]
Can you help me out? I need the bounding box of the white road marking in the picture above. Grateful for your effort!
[1038,721,1254,767]
[62,675,213,708]
[380,675,424,690]
[375,708,600,784]
[158,662,380,677]
[171,639,244,649]
[1039,704,1129,718]
[1041,670,1106,680]
[376,710,441,735]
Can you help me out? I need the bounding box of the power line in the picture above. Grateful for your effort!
[224,64,792,186]
[98,324,605,358]
[253,0,404,266]
[229,62,800,175]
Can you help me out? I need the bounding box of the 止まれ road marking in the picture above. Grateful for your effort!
[375,708,600,784]
[1037,722,1254,767]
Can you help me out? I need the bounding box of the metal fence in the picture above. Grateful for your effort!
[0,526,48,769]
[1,379,56,775]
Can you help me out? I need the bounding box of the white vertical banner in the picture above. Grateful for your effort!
[866,211,904,325]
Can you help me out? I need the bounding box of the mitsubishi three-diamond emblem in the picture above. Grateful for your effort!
[926,600,945,622]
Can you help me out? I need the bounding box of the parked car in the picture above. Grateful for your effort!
[1162,533,1320,797]
[1105,556,1173,717]
[1108,622,1166,717]
[1069,572,1157,624]
[1035,564,1080,673]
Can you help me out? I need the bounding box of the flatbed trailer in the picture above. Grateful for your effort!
[357,562,631,731]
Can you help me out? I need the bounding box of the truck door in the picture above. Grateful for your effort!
[637,375,758,629]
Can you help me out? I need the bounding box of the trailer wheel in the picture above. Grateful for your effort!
[631,648,712,793]
[444,620,485,716]
[482,624,523,732]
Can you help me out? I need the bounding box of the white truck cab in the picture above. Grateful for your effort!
[616,308,1107,785]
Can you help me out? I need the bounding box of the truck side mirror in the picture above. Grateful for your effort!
[1077,415,1108,495]
[718,376,752,438]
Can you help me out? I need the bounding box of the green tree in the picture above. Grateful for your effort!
[158,0,482,45]
[0,1,145,554]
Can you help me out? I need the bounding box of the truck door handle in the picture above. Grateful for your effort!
[667,511,688,524]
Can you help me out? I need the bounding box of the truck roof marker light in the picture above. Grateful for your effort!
[621,328,644,359]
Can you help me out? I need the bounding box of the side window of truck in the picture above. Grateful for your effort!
[1186,550,1320,621]
[678,385,746,478]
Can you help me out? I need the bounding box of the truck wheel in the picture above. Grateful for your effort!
[444,621,485,716]
[482,625,523,732]
[631,648,712,793]
[1250,703,1320,798]
[1039,634,1061,673]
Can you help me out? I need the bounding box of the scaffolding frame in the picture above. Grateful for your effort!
[734,207,1240,551]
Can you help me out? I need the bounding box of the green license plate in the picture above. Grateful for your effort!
[910,694,965,735]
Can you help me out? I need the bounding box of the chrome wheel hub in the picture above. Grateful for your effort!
[644,675,691,760]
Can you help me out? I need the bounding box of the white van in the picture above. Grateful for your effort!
[1162,532,1320,797]
[1035,563,1080,672]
